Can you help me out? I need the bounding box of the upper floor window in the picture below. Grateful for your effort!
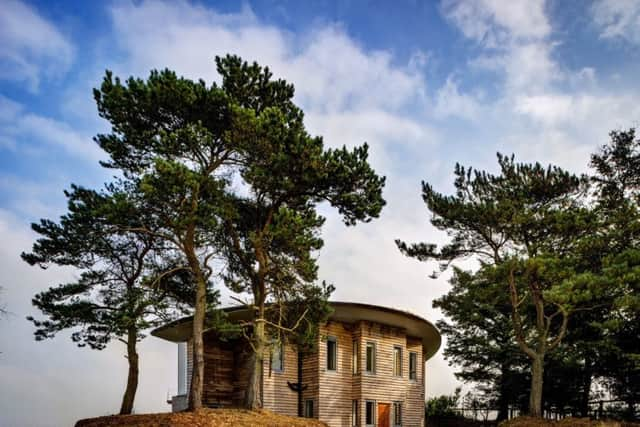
[352,340,359,375]
[393,402,402,426]
[271,342,284,372]
[409,352,417,381]
[393,346,402,377]
[365,342,376,374]
[327,337,337,371]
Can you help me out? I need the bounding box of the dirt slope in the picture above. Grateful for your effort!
[75,409,329,427]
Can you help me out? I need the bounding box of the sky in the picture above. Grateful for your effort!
[1,0,640,425]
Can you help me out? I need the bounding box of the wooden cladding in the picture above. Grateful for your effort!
[318,320,425,427]
[185,319,426,426]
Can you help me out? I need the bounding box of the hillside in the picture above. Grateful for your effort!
[75,409,329,427]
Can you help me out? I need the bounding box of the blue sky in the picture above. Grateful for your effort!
[1,1,640,426]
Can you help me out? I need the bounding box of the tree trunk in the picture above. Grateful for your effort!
[188,273,206,410]
[497,363,510,421]
[245,316,264,409]
[529,356,544,417]
[119,325,139,415]
[580,359,592,417]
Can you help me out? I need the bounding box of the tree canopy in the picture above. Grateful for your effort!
[91,55,385,409]
[22,183,192,414]
[397,153,600,417]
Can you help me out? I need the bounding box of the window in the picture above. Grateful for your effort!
[393,402,402,426]
[393,346,402,377]
[271,342,284,372]
[352,340,359,375]
[365,400,376,426]
[352,399,359,426]
[365,342,376,373]
[304,399,314,418]
[409,352,417,381]
[177,342,187,395]
[327,337,337,371]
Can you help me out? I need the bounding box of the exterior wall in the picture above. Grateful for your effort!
[302,349,320,418]
[354,321,424,427]
[318,321,355,426]
[181,319,428,427]
[406,336,425,427]
[262,343,298,416]
[184,333,251,407]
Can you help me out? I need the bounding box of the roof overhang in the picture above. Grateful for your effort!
[151,301,441,361]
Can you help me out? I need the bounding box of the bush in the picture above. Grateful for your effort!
[427,388,463,419]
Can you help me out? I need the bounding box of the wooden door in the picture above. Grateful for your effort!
[377,403,390,427]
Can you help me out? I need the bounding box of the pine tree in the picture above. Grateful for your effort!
[22,183,191,414]
[92,55,385,409]
[397,154,598,417]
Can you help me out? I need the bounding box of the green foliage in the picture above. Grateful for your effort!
[217,59,385,349]
[22,184,192,349]
[411,130,640,420]
[590,129,640,415]
[426,388,462,418]
[434,267,529,418]
[91,54,385,408]
[398,153,601,417]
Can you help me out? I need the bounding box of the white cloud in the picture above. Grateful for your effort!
[446,0,560,95]
[437,0,640,173]
[106,0,434,184]
[0,95,103,162]
[434,77,481,121]
[592,0,640,45]
[441,0,550,47]
[108,1,426,117]
[0,0,74,91]
[514,94,574,124]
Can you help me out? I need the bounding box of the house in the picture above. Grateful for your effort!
[152,302,441,427]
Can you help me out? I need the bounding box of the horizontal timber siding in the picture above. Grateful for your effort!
[183,318,428,427]
[302,350,320,419]
[262,344,298,416]
[318,321,355,426]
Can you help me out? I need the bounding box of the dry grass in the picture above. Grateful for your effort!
[75,408,328,427]
[499,417,640,427]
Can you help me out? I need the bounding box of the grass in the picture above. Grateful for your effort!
[75,408,329,427]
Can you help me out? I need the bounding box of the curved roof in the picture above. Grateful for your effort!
[151,301,441,361]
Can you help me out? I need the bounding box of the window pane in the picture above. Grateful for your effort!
[366,343,375,373]
[352,340,358,374]
[409,352,417,380]
[271,343,283,371]
[394,402,402,425]
[393,347,402,376]
[327,339,336,371]
[305,400,314,417]
[352,400,358,426]
[365,401,374,425]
